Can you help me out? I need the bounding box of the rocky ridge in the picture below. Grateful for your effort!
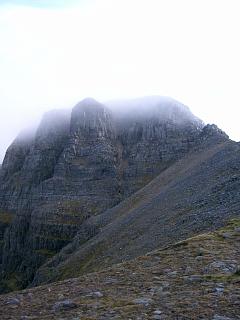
[0,96,233,293]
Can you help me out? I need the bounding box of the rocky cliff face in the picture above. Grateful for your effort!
[0,96,228,292]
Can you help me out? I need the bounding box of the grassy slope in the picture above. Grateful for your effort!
[0,219,239,319]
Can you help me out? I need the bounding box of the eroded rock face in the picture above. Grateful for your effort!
[0,96,228,292]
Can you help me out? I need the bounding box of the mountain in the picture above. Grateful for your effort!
[1,219,240,319]
[32,130,240,286]
[0,96,238,295]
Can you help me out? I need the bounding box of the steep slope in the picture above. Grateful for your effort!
[0,96,206,292]
[32,130,239,286]
[1,219,240,319]
[109,96,204,196]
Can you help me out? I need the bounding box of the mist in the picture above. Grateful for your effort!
[1,0,240,162]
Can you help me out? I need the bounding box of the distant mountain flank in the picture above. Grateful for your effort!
[0,96,238,295]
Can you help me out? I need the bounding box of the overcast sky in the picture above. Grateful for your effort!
[0,0,239,162]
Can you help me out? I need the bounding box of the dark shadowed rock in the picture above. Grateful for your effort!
[133,297,153,305]
[32,136,240,286]
[0,96,234,293]
[5,297,20,305]
[52,299,77,311]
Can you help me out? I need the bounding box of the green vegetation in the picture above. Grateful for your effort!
[213,218,240,239]
[234,268,240,276]
[60,245,105,280]
[221,218,240,230]
[0,273,21,292]
[72,158,88,166]
[0,212,14,224]
[36,234,72,242]
[55,217,80,225]
[35,249,57,257]
[204,271,240,282]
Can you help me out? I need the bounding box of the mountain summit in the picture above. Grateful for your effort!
[0,97,237,295]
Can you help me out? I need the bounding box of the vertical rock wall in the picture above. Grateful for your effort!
[0,97,223,292]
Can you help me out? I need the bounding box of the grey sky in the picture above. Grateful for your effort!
[0,0,240,162]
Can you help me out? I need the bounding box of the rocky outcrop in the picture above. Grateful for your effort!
[0,96,229,292]
[0,109,71,291]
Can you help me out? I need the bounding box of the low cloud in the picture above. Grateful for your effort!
[0,0,239,161]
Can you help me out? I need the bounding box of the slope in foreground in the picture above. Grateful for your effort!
[0,220,240,319]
